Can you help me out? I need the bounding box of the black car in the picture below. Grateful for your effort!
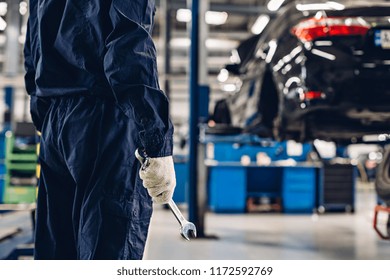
[213,0,390,144]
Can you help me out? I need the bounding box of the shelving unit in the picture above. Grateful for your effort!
[2,123,38,204]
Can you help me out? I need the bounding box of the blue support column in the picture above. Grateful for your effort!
[198,85,210,121]
[4,86,13,131]
[188,0,212,239]
[188,0,200,229]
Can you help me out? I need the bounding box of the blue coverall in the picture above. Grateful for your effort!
[24,0,173,260]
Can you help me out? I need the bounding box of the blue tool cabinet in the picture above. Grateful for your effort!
[201,133,355,214]
[282,167,316,213]
[209,166,247,212]
[208,163,317,213]
[173,161,188,204]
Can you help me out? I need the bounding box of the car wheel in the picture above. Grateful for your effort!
[375,145,390,205]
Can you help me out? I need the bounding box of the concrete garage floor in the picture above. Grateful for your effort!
[0,183,389,260]
[0,211,33,259]
[144,185,390,260]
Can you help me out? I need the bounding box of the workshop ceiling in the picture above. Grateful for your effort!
[154,0,273,75]
[152,0,275,119]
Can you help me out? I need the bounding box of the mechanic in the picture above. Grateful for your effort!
[24,0,175,260]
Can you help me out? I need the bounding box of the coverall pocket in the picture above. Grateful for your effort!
[94,198,130,259]
[30,96,52,132]
[127,197,153,259]
[97,197,152,259]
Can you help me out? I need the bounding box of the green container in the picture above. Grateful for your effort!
[3,132,38,204]
[3,186,37,203]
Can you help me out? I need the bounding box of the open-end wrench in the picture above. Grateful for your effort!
[167,199,197,241]
[135,149,197,241]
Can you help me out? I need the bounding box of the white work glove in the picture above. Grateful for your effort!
[139,156,176,204]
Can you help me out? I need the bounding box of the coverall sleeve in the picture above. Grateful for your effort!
[24,16,36,96]
[24,0,51,132]
[104,0,174,157]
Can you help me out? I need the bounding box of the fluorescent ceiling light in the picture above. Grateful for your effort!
[176,9,192,23]
[19,1,28,15]
[170,38,238,51]
[0,17,6,31]
[206,11,228,25]
[218,69,229,83]
[176,9,228,25]
[296,2,345,11]
[251,15,270,35]
[230,49,241,64]
[267,0,285,11]
[327,1,345,10]
[311,49,336,60]
[290,46,303,58]
[296,4,330,11]
[206,38,238,50]
[222,84,237,92]
[0,2,7,16]
[265,40,277,63]
[314,41,333,47]
[170,38,191,48]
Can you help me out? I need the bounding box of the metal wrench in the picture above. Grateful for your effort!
[135,149,197,241]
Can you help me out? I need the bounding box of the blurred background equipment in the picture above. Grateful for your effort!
[1,0,390,259]
[3,122,37,204]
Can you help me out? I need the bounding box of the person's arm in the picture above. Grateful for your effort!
[25,0,51,132]
[104,0,173,157]
[24,10,36,96]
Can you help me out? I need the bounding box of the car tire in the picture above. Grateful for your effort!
[375,145,390,205]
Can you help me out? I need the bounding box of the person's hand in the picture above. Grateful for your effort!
[139,156,176,204]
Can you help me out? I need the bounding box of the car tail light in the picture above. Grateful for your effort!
[302,91,323,100]
[292,17,370,41]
